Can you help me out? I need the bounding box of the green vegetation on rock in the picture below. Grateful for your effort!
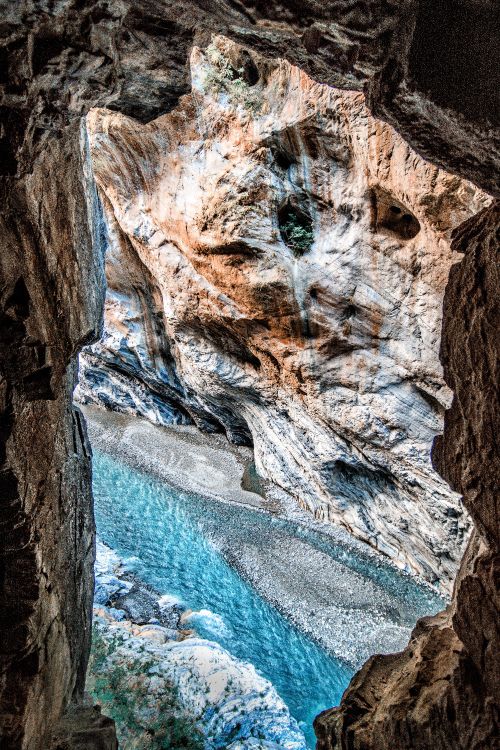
[87,622,204,750]
[279,207,315,255]
[204,43,261,113]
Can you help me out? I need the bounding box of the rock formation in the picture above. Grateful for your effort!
[0,120,105,748]
[91,541,308,749]
[315,201,500,750]
[0,2,498,749]
[77,38,487,591]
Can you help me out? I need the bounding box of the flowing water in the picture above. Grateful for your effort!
[92,449,444,748]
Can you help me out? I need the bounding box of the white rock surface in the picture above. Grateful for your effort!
[91,541,306,749]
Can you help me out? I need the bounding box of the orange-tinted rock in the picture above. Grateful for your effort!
[79,39,487,591]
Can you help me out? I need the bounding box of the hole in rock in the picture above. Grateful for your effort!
[371,187,421,240]
[225,47,260,86]
[241,459,266,497]
[238,52,260,86]
[272,147,296,171]
[342,304,356,320]
[278,201,314,255]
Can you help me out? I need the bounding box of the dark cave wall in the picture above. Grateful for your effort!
[0,1,498,748]
[0,124,105,747]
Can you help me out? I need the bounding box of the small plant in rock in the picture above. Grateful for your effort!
[278,205,314,255]
[87,623,204,750]
[204,43,261,114]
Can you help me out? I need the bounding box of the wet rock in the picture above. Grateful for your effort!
[94,540,183,629]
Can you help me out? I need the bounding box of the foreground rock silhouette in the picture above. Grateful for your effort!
[0,2,498,749]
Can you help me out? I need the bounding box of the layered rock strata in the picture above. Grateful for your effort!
[78,39,487,590]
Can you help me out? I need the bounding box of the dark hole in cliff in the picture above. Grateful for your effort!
[239,54,260,86]
[273,147,296,171]
[342,304,356,320]
[278,202,314,255]
[226,48,260,86]
[371,187,420,240]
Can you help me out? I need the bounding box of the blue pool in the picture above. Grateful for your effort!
[92,449,442,748]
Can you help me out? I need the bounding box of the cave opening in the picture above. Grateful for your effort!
[371,186,421,240]
[69,40,480,750]
[1,9,497,750]
[278,201,315,255]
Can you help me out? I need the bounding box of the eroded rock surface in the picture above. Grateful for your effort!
[316,202,500,750]
[0,122,104,749]
[89,541,308,749]
[78,39,487,589]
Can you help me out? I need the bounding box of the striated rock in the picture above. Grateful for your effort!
[0,122,105,749]
[316,202,499,750]
[90,540,308,748]
[89,610,308,750]
[78,39,487,590]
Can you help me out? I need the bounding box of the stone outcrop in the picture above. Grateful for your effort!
[90,541,308,749]
[78,39,487,590]
[50,704,118,750]
[0,2,498,749]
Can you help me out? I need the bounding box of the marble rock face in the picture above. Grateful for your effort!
[77,38,488,589]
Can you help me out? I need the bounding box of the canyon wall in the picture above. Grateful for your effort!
[1,2,497,749]
[77,39,487,589]
[315,201,499,750]
[0,121,105,746]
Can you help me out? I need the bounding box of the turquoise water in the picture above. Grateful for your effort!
[92,449,443,748]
